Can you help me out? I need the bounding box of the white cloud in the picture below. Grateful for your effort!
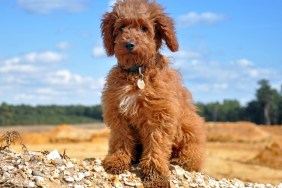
[232,58,254,67]
[4,57,21,65]
[0,50,103,105]
[36,88,58,95]
[177,12,226,27]
[0,51,64,74]
[0,51,66,78]
[193,82,229,93]
[168,50,202,59]
[17,0,90,14]
[90,77,106,90]
[92,46,106,58]
[24,51,65,63]
[4,51,64,64]
[46,70,85,85]
[15,94,37,101]
[57,42,71,50]
[213,83,229,90]
[0,63,37,73]
[170,52,281,104]
[162,48,206,68]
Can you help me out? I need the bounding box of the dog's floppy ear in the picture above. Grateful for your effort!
[155,13,179,52]
[101,12,116,56]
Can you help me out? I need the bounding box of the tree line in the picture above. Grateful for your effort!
[0,79,281,126]
[0,104,103,126]
[197,79,282,125]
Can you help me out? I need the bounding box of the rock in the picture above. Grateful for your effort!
[2,165,15,171]
[32,170,44,177]
[1,171,10,183]
[84,179,92,186]
[124,180,137,187]
[112,175,123,188]
[65,161,74,169]
[93,165,104,172]
[63,170,71,177]
[94,159,102,165]
[23,180,36,187]
[46,150,62,164]
[83,171,91,177]
[34,176,45,187]
[74,185,84,188]
[74,172,85,181]
[64,176,75,182]
[171,165,185,177]
[51,169,60,179]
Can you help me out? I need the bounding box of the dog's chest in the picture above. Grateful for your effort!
[118,85,142,116]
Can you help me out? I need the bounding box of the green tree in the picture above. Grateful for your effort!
[221,100,242,121]
[244,100,264,124]
[256,79,278,125]
[0,103,13,125]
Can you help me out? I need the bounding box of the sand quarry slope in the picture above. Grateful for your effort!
[1,122,282,186]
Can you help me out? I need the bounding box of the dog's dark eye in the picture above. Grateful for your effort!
[120,25,126,32]
[141,25,148,32]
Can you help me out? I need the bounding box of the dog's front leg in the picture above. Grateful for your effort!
[102,122,136,174]
[138,119,175,188]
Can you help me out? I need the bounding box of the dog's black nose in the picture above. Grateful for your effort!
[124,41,135,51]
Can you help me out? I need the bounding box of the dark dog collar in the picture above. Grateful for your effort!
[119,64,146,89]
[120,64,146,74]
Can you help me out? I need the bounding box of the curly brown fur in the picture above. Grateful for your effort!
[101,0,206,187]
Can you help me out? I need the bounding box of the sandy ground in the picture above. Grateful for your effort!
[1,122,282,185]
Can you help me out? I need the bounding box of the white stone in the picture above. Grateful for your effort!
[93,165,103,172]
[66,161,74,168]
[34,176,45,187]
[94,159,102,165]
[47,150,62,164]
[84,179,92,186]
[24,180,36,187]
[74,173,85,181]
[51,169,60,178]
[2,165,15,171]
[84,171,91,177]
[74,184,84,188]
[64,176,75,182]
[63,170,71,176]
[59,165,66,171]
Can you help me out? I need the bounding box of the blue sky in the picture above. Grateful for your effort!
[0,0,281,105]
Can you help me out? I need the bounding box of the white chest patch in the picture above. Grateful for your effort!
[119,92,139,116]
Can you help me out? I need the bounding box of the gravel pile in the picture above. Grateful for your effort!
[0,147,281,188]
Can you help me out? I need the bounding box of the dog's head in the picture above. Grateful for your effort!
[101,0,178,68]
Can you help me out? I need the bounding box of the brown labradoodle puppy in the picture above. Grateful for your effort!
[101,0,206,187]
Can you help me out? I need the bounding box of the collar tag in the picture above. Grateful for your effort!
[137,67,145,89]
[137,79,145,90]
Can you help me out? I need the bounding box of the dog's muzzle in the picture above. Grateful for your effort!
[124,41,135,52]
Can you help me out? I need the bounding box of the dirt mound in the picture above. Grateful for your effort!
[20,125,110,144]
[49,124,94,143]
[207,122,271,143]
[261,126,282,143]
[248,142,282,169]
[21,132,51,144]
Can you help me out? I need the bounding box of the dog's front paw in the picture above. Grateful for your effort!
[142,169,170,188]
[102,153,130,174]
[140,160,170,188]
